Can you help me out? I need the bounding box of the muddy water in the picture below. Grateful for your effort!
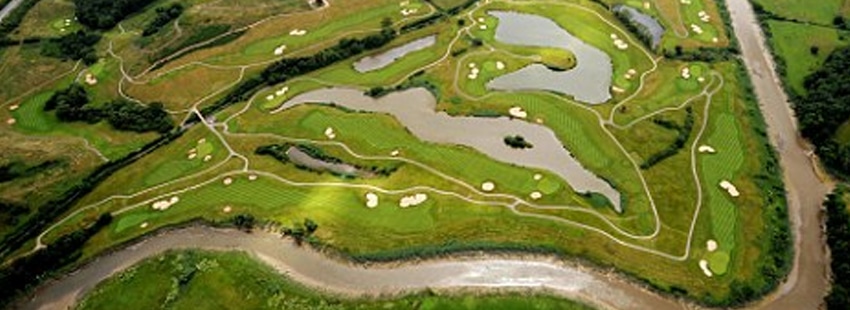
[272,87,621,212]
[353,35,437,73]
[486,11,613,104]
[612,5,664,49]
[286,146,362,176]
[19,227,682,310]
[724,0,832,308]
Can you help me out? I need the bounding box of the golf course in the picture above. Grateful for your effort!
[0,0,828,308]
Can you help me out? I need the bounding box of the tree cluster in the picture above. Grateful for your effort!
[641,106,695,169]
[40,30,102,65]
[0,160,63,183]
[282,218,319,245]
[794,46,850,176]
[503,135,533,149]
[44,84,174,133]
[0,213,111,307]
[825,187,850,309]
[73,0,157,29]
[142,3,184,36]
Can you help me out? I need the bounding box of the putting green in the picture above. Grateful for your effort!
[708,251,730,275]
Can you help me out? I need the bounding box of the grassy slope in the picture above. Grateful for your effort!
[751,0,847,25]
[766,20,847,95]
[77,250,594,310]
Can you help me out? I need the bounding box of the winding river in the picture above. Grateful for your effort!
[486,11,613,104]
[271,87,622,212]
[17,0,832,309]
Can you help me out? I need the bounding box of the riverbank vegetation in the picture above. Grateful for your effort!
[825,185,850,309]
[77,250,595,310]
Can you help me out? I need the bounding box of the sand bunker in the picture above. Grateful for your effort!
[479,25,488,30]
[223,177,233,186]
[187,153,197,160]
[140,222,149,229]
[508,107,527,118]
[719,180,740,197]
[681,67,691,79]
[8,104,19,111]
[680,0,692,4]
[266,94,275,101]
[203,155,212,162]
[365,192,379,208]
[478,17,485,23]
[712,37,719,43]
[324,127,336,139]
[248,174,258,181]
[223,206,232,213]
[84,73,98,85]
[611,86,625,93]
[530,191,542,200]
[699,259,713,277]
[698,11,711,22]
[289,29,307,36]
[391,149,400,156]
[467,63,480,80]
[274,45,287,56]
[698,77,706,83]
[690,24,704,35]
[399,193,428,208]
[707,239,718,252]
[610,34,628,50]
[275,86,289,97]
[151,196,180,211]
[533,174,543,181]
[698,145,716,153]
[401,8,419,16]
[481,181,495,192]
[496,61,505,70]
[6,118,15,125]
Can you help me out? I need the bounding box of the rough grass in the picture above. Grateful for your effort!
[766,20,848,95]
[77,250,594,310]
[751,0,848,25]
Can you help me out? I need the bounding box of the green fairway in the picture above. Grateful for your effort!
[77,250,594,310]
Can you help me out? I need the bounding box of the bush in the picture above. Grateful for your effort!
[44,84,174,133]
[503,135,533,149]
[41,30,102,65]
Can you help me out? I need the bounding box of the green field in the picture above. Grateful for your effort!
[767,20,848,95]
[77,250,594,310]
[752,0,848,25]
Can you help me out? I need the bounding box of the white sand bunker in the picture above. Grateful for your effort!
[365,192,379,208]
[391,149,400,156]
[508,106,527,118]
[707,239,718,252]
[399,193,428,208]
[496,61,505,70]
[223,177,233,186]
[690,24,704,35]
[467,63,480,80]
[6,118,15,125]
[533,173,543,181]
[324,127,336,139]
[611,86,625,93]
[8,104,19,111]
[643,1,651,9]
[84,73,98,85]
[699,259,713,277]
[698,11,711,22]
[712,37,719,43]
[698,145,716,153]
[140,222,149,229]
[274,44,287,56]
[477,17,485,23]
[401,8,419,16]
[152,196,180,211]
[248,174,258,181]
[610,33,628,50]
[289,29,307,36]
[681,67,691,79]
[624,68,637,80]
[266,94,275,101]
[698,77,706,83]
[719,180,740,197]
[680,0,692,4]
[481,181,495,192]
[223,206,232,213]
[530,191,542,200]
[203,155,212,162]
[275,86,289,96]
[479,24,487,30]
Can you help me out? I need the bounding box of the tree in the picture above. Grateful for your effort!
[231,214,256,232]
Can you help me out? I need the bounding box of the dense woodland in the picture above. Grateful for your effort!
[143,3,184,36]
[40,30,102,65]
[73,0,157,29]
[45,84,174,133]
[824,186,850,309]
[793,46,850,177]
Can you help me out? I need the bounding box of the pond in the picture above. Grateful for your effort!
[273,87,621,212]
[613,5,665,49]
[286,146,365,177]
[486,11,613,104]
[353,35,437,73]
